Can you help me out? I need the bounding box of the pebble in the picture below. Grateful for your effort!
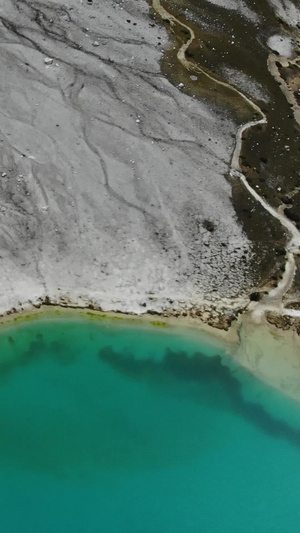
[92,41,100,46]
[44,57,54,65]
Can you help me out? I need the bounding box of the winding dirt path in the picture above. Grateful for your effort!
[152,0,300,317]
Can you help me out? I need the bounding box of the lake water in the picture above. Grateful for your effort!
[0,316,300,532]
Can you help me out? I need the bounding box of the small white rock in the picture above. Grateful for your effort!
[1,172,7,177]
[92,41,100,46]
[178,82,184,89]
[44,57,53,65]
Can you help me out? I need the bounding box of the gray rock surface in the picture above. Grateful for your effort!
[0,0,253,313]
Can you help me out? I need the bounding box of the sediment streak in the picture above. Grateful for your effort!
[152,0,300,317]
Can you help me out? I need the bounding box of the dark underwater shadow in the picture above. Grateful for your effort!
[98,345,300,450]
[0,332,80,384]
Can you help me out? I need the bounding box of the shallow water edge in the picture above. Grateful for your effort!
[1,304,300,404]
[0,305,235,351]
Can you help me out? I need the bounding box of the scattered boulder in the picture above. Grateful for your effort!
[249,291,263,301]
[202,219,216,232]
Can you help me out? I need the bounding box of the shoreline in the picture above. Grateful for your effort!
[0,301,239,346]
[0,304,300,402]
[2,300,300,403]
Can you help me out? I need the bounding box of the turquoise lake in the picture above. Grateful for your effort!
[0,317,300,532]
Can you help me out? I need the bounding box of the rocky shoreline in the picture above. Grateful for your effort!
[2,293,244,330]
[1,290,299,336]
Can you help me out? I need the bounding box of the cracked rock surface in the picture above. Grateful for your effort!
[0,0,253,313]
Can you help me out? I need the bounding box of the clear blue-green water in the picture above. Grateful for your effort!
[1,317,300,532]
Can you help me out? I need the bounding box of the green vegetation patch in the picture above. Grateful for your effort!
[150,320,167,327]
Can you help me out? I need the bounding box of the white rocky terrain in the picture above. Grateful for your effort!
[0,0,256,314]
